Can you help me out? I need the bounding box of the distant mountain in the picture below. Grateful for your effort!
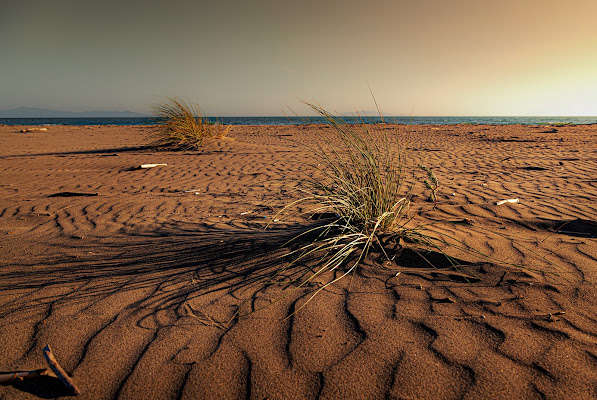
[0,107,147,118]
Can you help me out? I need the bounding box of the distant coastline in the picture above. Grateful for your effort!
[0,107,147,118]
[1,116,596,126]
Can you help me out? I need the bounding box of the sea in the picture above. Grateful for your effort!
[1,116,596,126]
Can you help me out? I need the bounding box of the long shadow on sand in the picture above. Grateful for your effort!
[0,220,479,322]
[0,145,156,159]
[0,222,328,320]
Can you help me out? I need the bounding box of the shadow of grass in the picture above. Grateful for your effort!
[0,219,488,325]
[0,222,320,321]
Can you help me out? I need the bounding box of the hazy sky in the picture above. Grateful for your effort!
[2,0,596,116]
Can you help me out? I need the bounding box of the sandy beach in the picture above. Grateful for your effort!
[0,123,596,399]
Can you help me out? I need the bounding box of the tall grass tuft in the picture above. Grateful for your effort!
[151,97,229,149]
[250,101,559,320]
[266,101,454,309]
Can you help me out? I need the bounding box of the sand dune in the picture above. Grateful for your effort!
[0,123,596,399]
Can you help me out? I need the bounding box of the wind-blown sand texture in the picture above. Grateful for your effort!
[0,123,596,399]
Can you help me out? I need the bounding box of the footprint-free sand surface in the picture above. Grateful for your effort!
[0,123,596,399]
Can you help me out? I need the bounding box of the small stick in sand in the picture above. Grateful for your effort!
[42,345,81,395]
[495,198,519,206]
[0,369,49,384]
[140,163,167,168]
[125,163,168,171]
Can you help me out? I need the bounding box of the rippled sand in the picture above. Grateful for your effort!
[0,123,595,399]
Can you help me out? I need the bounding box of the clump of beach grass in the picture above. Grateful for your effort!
[264,101,559,315]
[151,97,230,149]
[265,101,458,309]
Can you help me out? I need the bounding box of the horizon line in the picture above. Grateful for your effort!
[2,115,597,118]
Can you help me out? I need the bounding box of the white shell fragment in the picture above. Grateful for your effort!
[495,198,520,206]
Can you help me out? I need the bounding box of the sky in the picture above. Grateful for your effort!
[1,0,596,116]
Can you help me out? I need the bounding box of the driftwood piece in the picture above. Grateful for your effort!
[125,163,168,171]
[140,163,167,168]
[0,369,48,384]
[20,128,48,133]
[42,345,80,395]
[495,198,519,206]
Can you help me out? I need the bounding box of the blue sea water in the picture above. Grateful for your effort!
[1,116,596,126]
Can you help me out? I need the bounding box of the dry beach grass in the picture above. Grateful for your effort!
[0,122,596,399]
[264,104,497,313]
[151,97,230,150]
